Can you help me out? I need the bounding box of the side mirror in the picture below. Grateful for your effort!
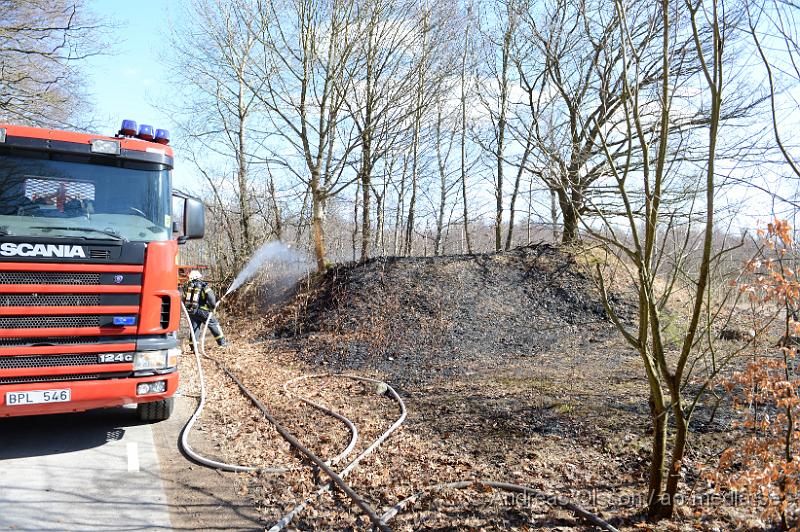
[182,198,205,241]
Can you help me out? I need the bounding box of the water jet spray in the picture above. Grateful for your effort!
[224,240,309,297]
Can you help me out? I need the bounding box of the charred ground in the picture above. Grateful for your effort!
[269,245,622,385]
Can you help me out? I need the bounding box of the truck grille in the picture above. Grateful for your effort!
[0,336,100,347]
[0,353,102,369]
[0,316,100,329]
[0,294,101,306]
[0,374,101,384]
[0,272,101,285]
[90,249,110,259]
[0,265,144,380]
[0,372,130,385]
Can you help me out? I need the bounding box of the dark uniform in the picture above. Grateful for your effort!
[182,278,227,346]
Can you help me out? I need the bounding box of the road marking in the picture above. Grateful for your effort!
[127,442,140,472]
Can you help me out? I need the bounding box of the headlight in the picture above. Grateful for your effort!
[133,348,180,371]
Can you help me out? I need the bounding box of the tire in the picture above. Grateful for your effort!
[137,397,174,422]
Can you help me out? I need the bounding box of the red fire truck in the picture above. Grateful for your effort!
[0,121,204,421]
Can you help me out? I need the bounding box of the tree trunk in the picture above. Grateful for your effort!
[461,168,472,254]
[374,190,384,255]
[494,5,514,252]
[647,390,668,521]
[236,154,253,257]
[236,73,254,258]
[360,32,374,262]
[352,180,360,262]
[435,172,446,255]
[435,107,448,256]
[559,177,584,244]
[460,17,472,255]
[661,396,688,519]
[494,87,505,252]
[268,174,282,241]
[406,177,417,255]
[405,115,420,255]
[505,133,532,250]
[494,168,503,252]
[505,182,518,250]
[560,203,579,244]
[360,138,372,261]
[310,173,327,272]
[394,154,408,256]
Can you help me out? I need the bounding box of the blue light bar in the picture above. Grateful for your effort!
[137,124,154,141]
[119,119,137,136]
[154,128,170,145]
[113,316,137,326]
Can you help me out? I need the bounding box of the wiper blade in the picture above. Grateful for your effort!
[30,226,126,242]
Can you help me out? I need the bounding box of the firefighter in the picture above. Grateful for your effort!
[182,270,228,347]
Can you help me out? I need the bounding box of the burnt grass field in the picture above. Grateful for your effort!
[185,245,762,531]
[271,245,616,383]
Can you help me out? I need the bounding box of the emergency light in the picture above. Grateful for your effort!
[119,119,137,136]
[137,124,155,141]
[154,129,170,145]
[116,119,170,144]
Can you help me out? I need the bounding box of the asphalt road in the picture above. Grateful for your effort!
[0,406,173,531]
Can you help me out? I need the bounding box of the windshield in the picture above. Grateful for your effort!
[0,153,171,242]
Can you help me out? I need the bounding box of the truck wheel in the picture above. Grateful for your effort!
[137,397,174,422]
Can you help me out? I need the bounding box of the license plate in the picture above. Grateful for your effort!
[5,389,71,406]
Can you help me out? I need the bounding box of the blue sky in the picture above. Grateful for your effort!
[85,1,194,187]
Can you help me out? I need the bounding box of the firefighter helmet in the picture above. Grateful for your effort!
[188,270,203,281]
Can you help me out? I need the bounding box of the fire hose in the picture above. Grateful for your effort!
[179,301,359,474]
[179,300,393,531]
[179,299,620,532]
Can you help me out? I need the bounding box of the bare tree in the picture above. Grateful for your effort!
[458,2,477,254]
[515,0,681,243]
[247,0,363,271]
[0,0,105,127]
[168,0,267,271]
[345,0,423,261]
[517,0,763,244]
[403,6,432,256]
[399,2,459,256]
[433,102,459,254]
[586,0,754,520]
[473,0,523,252]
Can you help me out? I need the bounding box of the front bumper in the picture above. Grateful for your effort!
[0,371,178,417]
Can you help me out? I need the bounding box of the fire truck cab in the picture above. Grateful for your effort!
[0,121,204,422]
